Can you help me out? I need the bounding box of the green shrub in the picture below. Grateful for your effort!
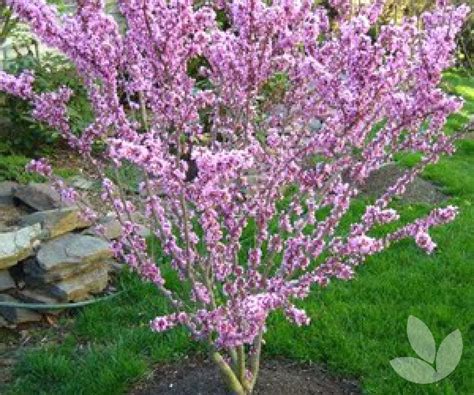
[0,153,45,183]
[0,52,92,156]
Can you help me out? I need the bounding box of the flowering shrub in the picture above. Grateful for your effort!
[0,0,470,393]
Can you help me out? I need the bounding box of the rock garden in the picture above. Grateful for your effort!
[0,181,117,327]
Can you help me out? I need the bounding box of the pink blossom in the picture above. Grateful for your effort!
[0,70,35,99]
[285,306,311,326]
[151,315,177,333]
[415,231,437,254]
[26,158,52,177]
[347,235,382,255]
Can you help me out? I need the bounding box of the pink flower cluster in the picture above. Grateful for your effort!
[387,205,459,254]
[1,0,469,388]
[0,70,34,99]
[26,158,52,177]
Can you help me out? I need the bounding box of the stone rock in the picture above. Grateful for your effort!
[20,207,92,239]
[0,294,42,324]
[17,288,61,305]
[0,224,42,270]
[18,289,60,304]
[23,234,111,284]
[13,183,70,211]
[106,260,124,275]
[0,270,15,291]
[69,176,96,191]
[36,234,112,272]
[47,266,109,302]
[0,199,32,232]
[84,214,151,240]
[16,289,63,315]
[309,118,323,132]
[86,215,122,240]
[0,181,18,206]
[24,259,105,285]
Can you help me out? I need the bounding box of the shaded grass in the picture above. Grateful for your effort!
[5,70,474,394]
[7,274,199,395]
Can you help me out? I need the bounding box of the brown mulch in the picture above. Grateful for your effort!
[131,357,360,395]
[464,131,474,140]
[359,163,447,205]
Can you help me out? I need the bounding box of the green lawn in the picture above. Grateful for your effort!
[5,70,474,395]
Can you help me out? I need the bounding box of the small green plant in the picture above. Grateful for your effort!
[0,153,45,183]
[54,167,80,180]
[105,161,144,193]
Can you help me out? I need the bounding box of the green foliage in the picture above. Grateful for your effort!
[260,72,289,102]
[0,153,45,183]
[0,52,92,156]
[0,143,79,183]
[0,2,17,46]
[105,161,144,193]
[53,167,80,180]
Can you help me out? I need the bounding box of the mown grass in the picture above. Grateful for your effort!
[5,70,474,395]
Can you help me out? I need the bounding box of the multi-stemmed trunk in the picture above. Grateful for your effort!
[212,332,264,395]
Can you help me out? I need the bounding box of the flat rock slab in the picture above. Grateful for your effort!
[69,176,96,191]
[360,164,447,205]
[0,182,18,206]
[24,260,105,285]
[0,224,42,270]
[47,266,109,302]
[83,215,123,240]
[16,289,63,315]
[0,270,15,292]
[20,207,92,239]
[84,215,151,240]
[16,288,61,305]
[107,260,125,275]
[35,234,112,273]
[13,183,70,211]
[0,295,42,324]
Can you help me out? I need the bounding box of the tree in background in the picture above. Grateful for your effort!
[0,0,18,46]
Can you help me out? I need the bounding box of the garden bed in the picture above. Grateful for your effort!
[131,357,360,395]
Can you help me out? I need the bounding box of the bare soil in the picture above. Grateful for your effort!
[464,131,474,140]
[131,357,360,395]
[359,163,447,205]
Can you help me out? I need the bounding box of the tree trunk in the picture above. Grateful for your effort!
[211,333,264,394]
[212,352,248,395]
